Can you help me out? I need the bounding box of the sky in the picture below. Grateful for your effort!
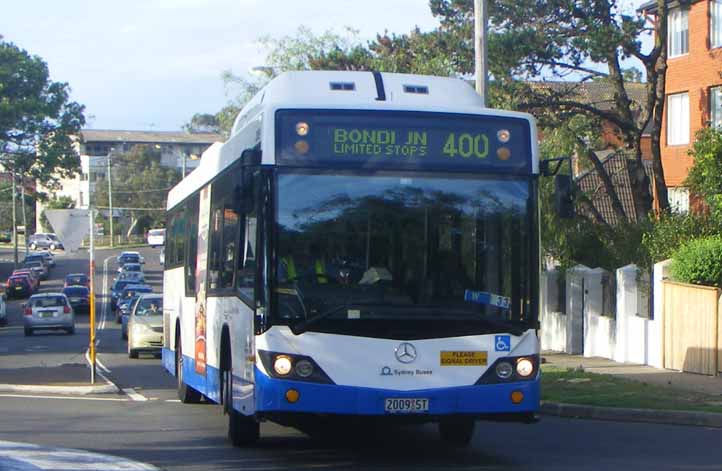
[3,0,651,133]
[2,0,440,131]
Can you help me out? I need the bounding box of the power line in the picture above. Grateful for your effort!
[95,206,165,211]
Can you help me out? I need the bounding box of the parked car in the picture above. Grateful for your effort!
[117,251,144,266]
[23,293,74,336]
[12,269,40,290]
[7,275,34,298]
[117,262,142,276]
[65,273,90,288]
[127,294,163,358]
[62,286,90,314]
[22,260,48,281]
[115,284,153,323]
[147,228,165,248]
[0,230,11,243]
[28,233,64,251]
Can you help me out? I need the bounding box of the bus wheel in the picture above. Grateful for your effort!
[224,351,259,446]
[176,333,201,404]
[439,418,475,446]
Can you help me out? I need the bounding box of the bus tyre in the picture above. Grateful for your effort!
[439,418,475,446]
[176,335,202,403]
[228,409,260,447]
[222,346,260,446]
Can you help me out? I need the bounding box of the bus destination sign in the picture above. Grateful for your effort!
[276,110,532,173]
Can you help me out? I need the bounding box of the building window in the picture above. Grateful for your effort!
[668,187,690,214]
[667,92,690,145]
[712,0,722,48]
[712,86,722,128]
[668,8,689,57]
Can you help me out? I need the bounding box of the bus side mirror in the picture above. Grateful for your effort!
[554,175,575,219]
[241,148,261,166]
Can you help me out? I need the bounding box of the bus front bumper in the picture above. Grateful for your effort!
[254,367,539,418]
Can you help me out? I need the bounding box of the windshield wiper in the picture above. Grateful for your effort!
[290,304,349,335]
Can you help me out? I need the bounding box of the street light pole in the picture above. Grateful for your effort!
[182,152,186,178]
[21,181,28,256]
[107,154,113,247]
[474,0,489,106]
[11,170,17,268]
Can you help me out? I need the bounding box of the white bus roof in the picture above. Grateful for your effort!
[167,71,539,209]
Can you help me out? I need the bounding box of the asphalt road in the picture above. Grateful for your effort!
[1,247,722,470]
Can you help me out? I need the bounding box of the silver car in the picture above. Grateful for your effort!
[23,293,75,336]
[127,294,163,358]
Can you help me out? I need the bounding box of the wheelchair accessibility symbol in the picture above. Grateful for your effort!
[495,335,511,352]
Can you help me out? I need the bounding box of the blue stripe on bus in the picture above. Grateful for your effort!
[254,367,539,415]
[162,347,221,403]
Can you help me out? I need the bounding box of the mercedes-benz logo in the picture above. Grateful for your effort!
[395,342,417,364]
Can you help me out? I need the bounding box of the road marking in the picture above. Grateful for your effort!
[165,399,180,402]
[96,357,111,374]
[122,388,148,402]
[24,345,49,352]
[0,440,160,470]
[0,393,128,402]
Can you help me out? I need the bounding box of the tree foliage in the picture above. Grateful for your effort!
[685,128,722,216]
[93,145,181,237]
[0,39,85,190]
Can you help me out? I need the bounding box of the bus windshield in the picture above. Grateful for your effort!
[274,172,536,339]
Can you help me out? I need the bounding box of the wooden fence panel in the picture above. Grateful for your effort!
[662,281,720,375]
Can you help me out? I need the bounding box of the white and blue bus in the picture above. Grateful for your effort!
[163,71,543,446]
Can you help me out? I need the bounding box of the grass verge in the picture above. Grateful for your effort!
[541,365,722,414]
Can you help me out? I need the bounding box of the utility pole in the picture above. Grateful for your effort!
[11,170,17,268]
[474,0,489,106]
[88,206,96,384]
[107,154,114,248]
[21,181,28,256]
[182,152,187,178]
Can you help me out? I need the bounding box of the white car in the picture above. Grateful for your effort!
[147,228,165,247]
[23,293,75,336]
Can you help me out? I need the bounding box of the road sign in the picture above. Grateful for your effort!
[44,209,91,252]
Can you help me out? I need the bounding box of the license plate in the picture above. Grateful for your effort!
[384,398,429,413]
[40,311,55,318]
[14,287,22,290]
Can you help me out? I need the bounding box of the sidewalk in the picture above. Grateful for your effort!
[0,363,118,395]
[543,352,722,396]
[541,352,722,428]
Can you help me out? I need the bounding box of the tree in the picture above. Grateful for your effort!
[93,145,181,238]
[183,113,221,134]
[429,0,672,219]
[0,38,85,190]
[685,128,722,217]
[39,195,74,232]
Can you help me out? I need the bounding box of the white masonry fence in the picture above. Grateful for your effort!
[540,260,671,369]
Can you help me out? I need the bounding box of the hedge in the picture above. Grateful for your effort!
[670,236,722,288]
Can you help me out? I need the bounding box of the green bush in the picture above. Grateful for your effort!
[670,236,722,287]
[641,211,722,270]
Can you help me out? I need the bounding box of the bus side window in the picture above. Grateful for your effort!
[236,171,256,303]
[185,194,199,296]
[209,162,241,291]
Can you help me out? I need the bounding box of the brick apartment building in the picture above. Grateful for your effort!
[641,0,722,212]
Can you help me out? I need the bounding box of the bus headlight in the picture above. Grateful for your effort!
[257,350,334,384]
[495,361,514,380]
[516,358,534,377]
[295,359,314,378]
[273,355,293,376]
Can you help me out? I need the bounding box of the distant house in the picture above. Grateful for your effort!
[639,0,722,213]
[36,129,222,230]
